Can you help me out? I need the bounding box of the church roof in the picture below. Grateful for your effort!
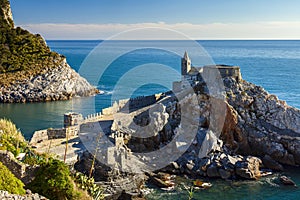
[183,51,190,60]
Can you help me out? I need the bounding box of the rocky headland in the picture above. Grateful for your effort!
[0,0,99,103]
[1,0,299,197]
[0,61,99,103]
[159,74,299,180]
[56,65,298,196]
[2,64,299,198]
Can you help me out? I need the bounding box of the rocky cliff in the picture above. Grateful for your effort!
[104,69,300,180]
[222,77,300,169]
[0,0,98,103]
[0,60,98,103]
[0,0,13,28]
[173,75,300,178]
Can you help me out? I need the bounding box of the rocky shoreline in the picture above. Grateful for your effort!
[0,61,100,103]
[0,190,48,200]
[2,65,299,199]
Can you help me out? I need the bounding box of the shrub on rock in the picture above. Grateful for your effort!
[0,161,25,195]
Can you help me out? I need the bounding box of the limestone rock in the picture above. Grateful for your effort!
[235,156,261,179]
[207,164,220,177]
[280,176,297,186]
[198,130,223,158]
[112,103,169,138]
[219,168,231,179]
[0,0,14,27]
[0,190,48,200]
[222,77,300,167]
[0,63,99,103]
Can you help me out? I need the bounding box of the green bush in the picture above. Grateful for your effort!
[22,151,49,166]
[27,159,80,200]
[0,161,25,194]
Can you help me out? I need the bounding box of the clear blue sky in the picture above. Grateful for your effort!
[9,0,300,39]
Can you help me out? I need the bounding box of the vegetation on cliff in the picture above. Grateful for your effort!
[0,118,101,199]
[0,118,27,156]
[27,159,81,200]
[0,0,64,86]
[0,161,25,195]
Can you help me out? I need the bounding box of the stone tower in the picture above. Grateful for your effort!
[181,51,191,75]
[64,112,83,128]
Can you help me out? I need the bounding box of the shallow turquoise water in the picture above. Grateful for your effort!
[147,167,300,200]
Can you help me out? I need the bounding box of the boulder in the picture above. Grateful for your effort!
[207,163,220,177]
[235,157,261,179]
[219,168,232,179]
[280,176,297,186]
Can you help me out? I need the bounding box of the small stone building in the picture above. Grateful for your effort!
[64,112,83,128]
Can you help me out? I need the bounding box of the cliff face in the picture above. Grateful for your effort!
[0,61,98,103]
[173,76,300,174]
[0,0,98,103]
[222,77,300,168]
[0,0,13,28]
[105,71,300,179]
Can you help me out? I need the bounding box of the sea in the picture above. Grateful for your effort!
[0,40,299,199]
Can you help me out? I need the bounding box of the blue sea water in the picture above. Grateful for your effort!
[0,40,299,199]
[0,40,299,138]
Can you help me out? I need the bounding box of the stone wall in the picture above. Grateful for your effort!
[102,94,158,116]
[31,126,79,144]
[30,129,48,144]
[47,128,67,139]
[124,95,156,112]
[203,65,242,82]
[83,112,102,122]
[64,112,83,127]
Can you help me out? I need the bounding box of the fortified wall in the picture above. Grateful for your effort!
[102,93,164,115]
[30,125,80,144]
[203,65,242,83]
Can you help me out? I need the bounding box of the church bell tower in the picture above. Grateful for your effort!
[181,51,191,75]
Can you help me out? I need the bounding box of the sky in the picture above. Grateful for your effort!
[9,0,300,40]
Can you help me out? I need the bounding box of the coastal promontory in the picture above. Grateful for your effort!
[0,0,98,103]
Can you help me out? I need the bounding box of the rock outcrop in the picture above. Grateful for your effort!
[0,150,38,184]
[0,0,13,28]
[111,103,169,138]
[164,128,262,180]
[222,77,300,169]
[108,68,299,179]
[74,151,146,198]
[0,0,99,103]
[0,61,98,103]
[0,190,48,200]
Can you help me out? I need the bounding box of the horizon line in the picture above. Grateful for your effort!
[45,38,300,41]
